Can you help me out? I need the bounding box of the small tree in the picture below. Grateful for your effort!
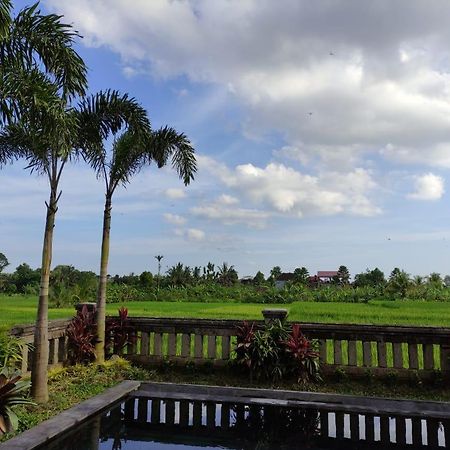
[139,271,153,289]
[428,272,443,287]
[155,255,164,292]
[337,265,350,285]
[269,266,282,283]
[293,267,309,285]
[217,263,238,286]
[387,270,410,298]
[0,253,8,273]
[253,271,265,285]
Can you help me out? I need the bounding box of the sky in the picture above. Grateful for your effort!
[2,0,450,278]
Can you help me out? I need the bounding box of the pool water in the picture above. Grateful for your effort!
[39,394,448,450]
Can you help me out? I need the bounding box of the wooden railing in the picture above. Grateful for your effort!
[9,313,450,380]
[10,319,71,375]
[123,317,450,380]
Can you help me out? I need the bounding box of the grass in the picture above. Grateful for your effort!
[2,295,450,333]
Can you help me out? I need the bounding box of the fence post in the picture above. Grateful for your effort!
[440,344,450,381]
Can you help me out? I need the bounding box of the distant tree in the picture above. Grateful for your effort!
[413,275,425,286]
[428,272,443,287]
[293,267,309,285]
[269,266,282,282]
[389,267,401,280]
[0,252,8,273]
[217,263,238,286]
[203,262,216,282]
[387,269,410,298]
[337,265,350,285]
[139,271,153,289]
[192,266,202,282]
[13,263,40,293]
[155,255,164,291]
[253,271,265,285]
[444,275,450,288]
[166,263,192,287]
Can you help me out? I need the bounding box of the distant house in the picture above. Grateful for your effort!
[275,272,295,289]
[317,271,338,284]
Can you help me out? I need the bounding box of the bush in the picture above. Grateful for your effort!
[0,335,34,436]
[105,307,135,356]
[66,306,97,365]
[235,320,320,383]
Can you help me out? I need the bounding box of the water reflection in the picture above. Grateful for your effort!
[40,396,449,450]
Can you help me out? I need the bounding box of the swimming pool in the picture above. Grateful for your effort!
[3,382,450,449]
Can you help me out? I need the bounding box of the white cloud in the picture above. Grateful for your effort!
[381,144,450,168]
[163,213,187,225]
[192,196,270,229]
[408,173,445,201]
[173,227,205,241]
[187,228,205,241]
[217,194,239,205]
[47,0,450,171]
[164,188,186,199]
[202,160,381,218]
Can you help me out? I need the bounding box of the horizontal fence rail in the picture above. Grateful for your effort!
[9,313,450,380]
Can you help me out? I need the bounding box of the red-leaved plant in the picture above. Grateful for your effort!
[283,324,321,383]
[235,321,256,369]
[235,320,321,383]
[66,305,97,365]
[105,307,136,356]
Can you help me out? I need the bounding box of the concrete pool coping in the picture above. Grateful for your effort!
[136,382,450,419]
[0,381,140,450]
[1,381,450,449]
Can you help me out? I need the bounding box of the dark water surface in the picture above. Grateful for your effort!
[39,396,448,450]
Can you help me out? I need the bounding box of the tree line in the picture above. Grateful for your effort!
[2,255,450,303]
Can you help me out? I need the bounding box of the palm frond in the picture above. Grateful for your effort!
[109,131,145,189]
[77,90,151,181]
[148,126,197,185]
[1,2,87,99]
[0,0,11,39]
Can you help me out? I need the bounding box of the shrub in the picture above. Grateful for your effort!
[66,306,97,365]
[0,368,34,435]
[0,335,28,370]
[284,324,321,383]
[105,307,135,356]
[235,320,320,383]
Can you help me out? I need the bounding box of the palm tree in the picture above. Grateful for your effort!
[81,94,196,362]
[155,255,164,292]
[217,262,238,286]
[0,1,87,403]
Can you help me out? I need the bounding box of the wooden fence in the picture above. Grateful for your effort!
[10,319,70,375]
[123,316,450,380]
[10,313,450,380]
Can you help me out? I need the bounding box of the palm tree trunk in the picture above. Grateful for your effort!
[31,189,57,403]
[95,194,112,363]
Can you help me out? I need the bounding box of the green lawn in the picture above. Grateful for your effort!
[2,295,450,332]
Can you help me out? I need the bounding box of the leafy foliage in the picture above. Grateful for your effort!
[0,368,33,435]
[0,334,27,370]
[235,320,320,383]
[284,324,321,383]
[105,307,135,356]
[66,305,97,365]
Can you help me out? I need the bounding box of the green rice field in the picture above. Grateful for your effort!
[1,294,450,333]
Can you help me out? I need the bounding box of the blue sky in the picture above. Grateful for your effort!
[3,0,450,278]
